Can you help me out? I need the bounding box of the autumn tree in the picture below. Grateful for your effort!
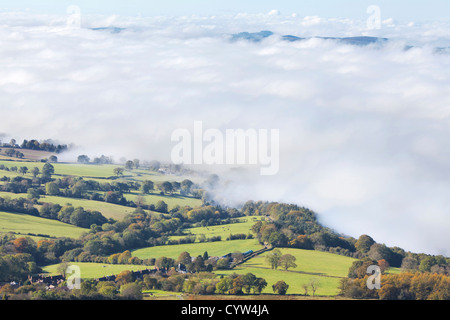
[57,262,71,278]
[265,248,282,270]
[155,256,175,270]
[116,270,135,286]
[77,155,90,164]
[141,180,154,194]
[280,254,297,271]
[242,273,256,294]
[176,251,192,267]
[45,182,60,196]
[253,277,268,294]
[158,181,173,194]
[155,200,168,213]
[42,163,55,177]
[125,160,134,170]
[113,167,124,177]
[355,234,375,254]
[13,237,36,254]
[120,283,143,300]
[118,250,132,264]
[30,167,40,178]
[272,280,289,295]
[216,277,233,294]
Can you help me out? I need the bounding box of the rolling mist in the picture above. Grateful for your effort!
[1,11,449,256]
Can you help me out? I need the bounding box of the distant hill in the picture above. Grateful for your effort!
[231,31,388,46]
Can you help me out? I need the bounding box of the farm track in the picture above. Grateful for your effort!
[229,246,273,269]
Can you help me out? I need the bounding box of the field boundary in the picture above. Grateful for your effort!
[229,245,273,269]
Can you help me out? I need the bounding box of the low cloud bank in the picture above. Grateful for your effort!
[0,12,449,255]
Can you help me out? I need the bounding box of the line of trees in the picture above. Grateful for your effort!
[0,138,68,154]
[20,139,68,153]
[339,271,449,300]
[0,196,109,229]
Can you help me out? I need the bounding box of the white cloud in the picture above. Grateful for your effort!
[0,12,449,255]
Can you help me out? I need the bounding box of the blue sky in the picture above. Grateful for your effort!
[2,0,449,22]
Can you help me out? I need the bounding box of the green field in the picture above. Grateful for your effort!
[143,289,184,300]
[0,149,54,161]
[132,239,264,260]
[169,217,261,242]
[125,191,202,210]
[242,248,355,278]
[0,160,204,183]
[43,262,152,279]
[0,191,137,220]
[0,157,366,298]
[0,160,117,178]
[0,191,193,221]
[39,195,138,220]
[215,248,356,296]
[0,158,204,215]
[0,210,87,239]
[217,266,343,296]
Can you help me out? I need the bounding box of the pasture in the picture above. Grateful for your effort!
[169,217,261,242]
[215,248,357,296]
[0,210,87,239]
[132,239,264,260]
[43,262,151,279]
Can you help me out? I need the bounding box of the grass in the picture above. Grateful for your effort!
[0,160,120,178]
[214,248,356,296]
[217,267,343,296]
[122,169,204,184]
[132,239,264,260]
[143,290,184,300]
[0,149,55,161]
[385,267,403,275]
[39,195,137,220]
[0,160,205,183]
[125,191,202,210]
[169,217,261,242]
[42,262,152,279]
[0,210,87,239]
[0,191,137,221]
[53,163,118,178]
[0,157,360,298]
[251,248,356,278]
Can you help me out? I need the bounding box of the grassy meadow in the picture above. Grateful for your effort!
[43,262,151,279]
[0,210,87,239]
[215,248,356,296]
[0,153,364,298]
[169,217,262,242]
[0,158,203,219]
[132,239,264,260]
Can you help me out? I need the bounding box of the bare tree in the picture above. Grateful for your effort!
[309,278,320,297]
[302,284,309,296]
